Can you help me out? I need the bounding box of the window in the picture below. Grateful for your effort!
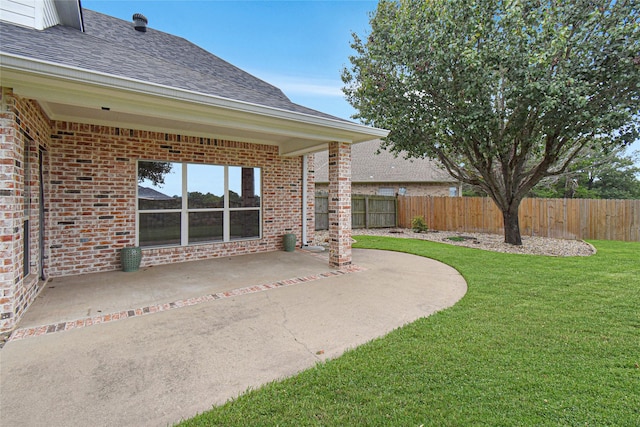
[377,187,395,196]
[187,163,224,244]
[449,186,458,197]
[137,161,261,247]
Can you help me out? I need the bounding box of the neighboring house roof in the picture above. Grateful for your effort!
[0,3,387,154]
[137,186,173,200]
[314,139,456,184]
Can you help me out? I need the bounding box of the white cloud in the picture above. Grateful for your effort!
[278,80,344,97]
[251,70,344,97]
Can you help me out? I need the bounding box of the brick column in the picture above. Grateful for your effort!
[328,141,351,268]
[0,89,18,331]
[0,89,44,332]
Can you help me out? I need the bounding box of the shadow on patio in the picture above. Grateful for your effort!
[16,249,335,331]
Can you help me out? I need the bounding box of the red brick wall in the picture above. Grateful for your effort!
[316,182,455,197]
[0,88,316,331]
[0,89,50,331]
[328,142,352,267]
[47,122,306,277]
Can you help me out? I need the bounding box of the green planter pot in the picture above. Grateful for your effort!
[283,233,296,252]
[121,247,142,272]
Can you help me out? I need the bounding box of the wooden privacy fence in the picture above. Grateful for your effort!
[397,196,640,242]
[315,194,397,230]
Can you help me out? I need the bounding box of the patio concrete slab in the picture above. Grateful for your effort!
[0,248,466,427]
[16,249,334,328]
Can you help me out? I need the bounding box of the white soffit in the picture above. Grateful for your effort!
[0,54,388,156]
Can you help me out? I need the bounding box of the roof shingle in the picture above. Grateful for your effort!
[314,140,455,183]
[0,9,344,121]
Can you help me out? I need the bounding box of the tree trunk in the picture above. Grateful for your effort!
[502,204,523,246]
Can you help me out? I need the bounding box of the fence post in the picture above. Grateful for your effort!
[364,195,369,229]
[395,196,398,227]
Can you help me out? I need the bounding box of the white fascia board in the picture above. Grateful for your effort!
[0,53,389,143]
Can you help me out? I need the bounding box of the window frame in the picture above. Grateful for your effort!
[377,187,395,197]
[136,160,262,248]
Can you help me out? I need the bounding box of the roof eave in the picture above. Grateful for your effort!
[0,53,389,152]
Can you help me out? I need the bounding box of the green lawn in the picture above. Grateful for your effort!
[179,237,640,426]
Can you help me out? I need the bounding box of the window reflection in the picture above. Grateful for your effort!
[139,212,181,247]
[188,164,224,209]
[229,166,261,208]
[189,211,223,243]
[138,161,182,210]
[230,210,260,239]
[137,161,262,247]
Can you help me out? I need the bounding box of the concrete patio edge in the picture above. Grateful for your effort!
[0,248,467,427]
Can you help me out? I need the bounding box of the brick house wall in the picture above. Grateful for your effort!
[1,89,50,330]
[47,123,309,276]
[1,88,318,331]
[316,182,456,197]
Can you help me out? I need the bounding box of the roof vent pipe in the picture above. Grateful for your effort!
[133,13,148,32]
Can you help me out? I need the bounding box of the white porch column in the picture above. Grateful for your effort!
[328,141,351,268]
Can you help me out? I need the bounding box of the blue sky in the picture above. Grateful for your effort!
[83,0,638,161]
[83,0,376,196]
[82,0,377,121]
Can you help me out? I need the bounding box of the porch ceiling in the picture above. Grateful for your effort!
[1,55,388,156]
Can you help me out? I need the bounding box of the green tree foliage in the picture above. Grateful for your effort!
[138,161,173,186]
[531,148,640,199]
[593,154,640,199]
[187,191,224,208]
[343,0,640,244]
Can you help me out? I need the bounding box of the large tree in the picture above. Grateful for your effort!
[343,0,639,244]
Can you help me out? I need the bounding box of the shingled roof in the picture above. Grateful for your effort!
[314,140,456,183]
[0,8,340,121]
